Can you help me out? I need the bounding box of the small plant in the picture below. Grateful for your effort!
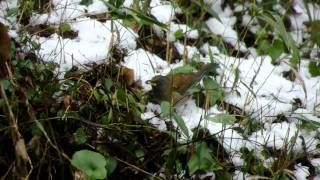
[187,141,223,175]
[71,150,109,179]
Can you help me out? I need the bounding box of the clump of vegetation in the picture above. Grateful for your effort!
[0,32,230,179]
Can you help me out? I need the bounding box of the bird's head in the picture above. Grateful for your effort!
[147,75,171,103]
[147,75,168,89]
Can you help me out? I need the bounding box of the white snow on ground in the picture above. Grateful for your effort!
[233,170,250,180]
[311,158,320,170]
[87,0,108,14]
[141,110,167,131]
[294,164,310,180]
[206,18,247,52]
[150,2,174,24]
[2,0,320,179]
[30,0,87,25]
[201,43,220,55]
[34,18,110,70]
[33,18,137,71]
[174,42,200,59]
[168,24,199,42]
[248,121,319,153]
[27,0,137,72]
[0,0,18,28]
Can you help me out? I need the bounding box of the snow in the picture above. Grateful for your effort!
[150,3,174,24]
[311,158,320,170]
[206,18,247,52]
[292,108,320,124]
[233,170,250,180]
[87,0,108,14]
[0,0,17,10]
[141,111,167,131]
[0,0,18,26]
[30,0,86,25]
[231,154,244,167]
[201,43,220,55]
[294,164,310,180]
[174,42,200,59]
[34,19,137,71]
[27,0,137,72]
[248,121,318,152]
[168,23,199,42]
[1,0,320,179]
[198,172,215,179]
[123,0,133,8]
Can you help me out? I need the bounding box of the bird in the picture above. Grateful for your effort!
[0,22,11,79]
[148,63,218,104]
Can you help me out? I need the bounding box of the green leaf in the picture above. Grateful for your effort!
[93,89,104,103]
[187,142,222,175]
[126,7,167,29]
[166,149,177,173]
[187,85,201,94]
[18,59,34,70]
[259,13,300,65]
[269,39,285,64]
[308,61,320,77]
[99,115,109,125]
[105,157,117,177]
[207,114,236,125]
[30,41,40,50]
[173,113,189,138]
[174,29,184,39]
[109,0,124,8]
[257,39,271,55]
[0,80,12,90]
[59,23,71,33]
[115,89,127,105]
[80,0,93,6]
[135,149,145,162]
[231,67,240,91]
[103,78,113,92]
[310,20,320,46]
[207,45,216,64]
[74,128,87,144]
[190,0,221,22]
[170,65,195,75]
[6,7,18,16]
[71,150,107,179]
[273,170,290,180]
[103,1,167,29]
[160,101,171,117]
[203,77,224,105]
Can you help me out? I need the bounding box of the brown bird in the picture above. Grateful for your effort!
[148,63,218,104]
[0,22,11,79]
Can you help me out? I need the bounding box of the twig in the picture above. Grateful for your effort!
[0,85,29,178]
[115,157,164,180]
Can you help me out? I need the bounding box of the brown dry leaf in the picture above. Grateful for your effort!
[74,170,86,180]
[15,138,29,162]
[126,22,141,33]
[0,22,11,78]
[120,67,135,87]
[64,95,72,108]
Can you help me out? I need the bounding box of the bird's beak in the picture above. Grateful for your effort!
[146,80,156,86]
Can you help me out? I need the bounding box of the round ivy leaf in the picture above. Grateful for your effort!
[71,150,107,179]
